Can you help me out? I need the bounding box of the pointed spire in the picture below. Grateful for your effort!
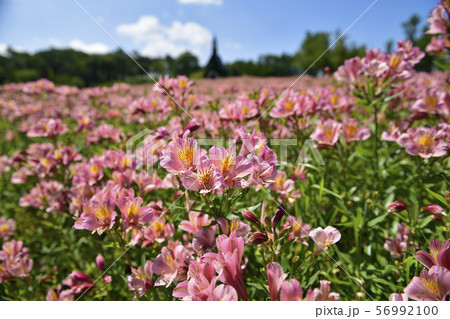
[204,36,227,78]
[213,36,217,56]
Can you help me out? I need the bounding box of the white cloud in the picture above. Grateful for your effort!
[48,38,63,48]
[69,39,110,54]
[0,43,28,56]
[178,0,222,5]
[0,43,8,57]
[116,15,213,61]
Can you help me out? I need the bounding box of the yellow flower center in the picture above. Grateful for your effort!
[285,101,294,111]
[390,55,400,68]
[90,163,100,174]
[325,127,334,139]
[179,79,187,88]
[94,205,110,219]
[188,95,196,104]
[40,158,51,167]
[198,168,213,185]
[422,277,439,295]
[425,96,438,109]
[347,124,357,136]
[275,176,285,186]
[330,95,339,105]
[162,253,175,267]
[177,146,194,167]
[242,106,249,115]
[127,203,139,218]
[0,224,9,232]
[153,220,164,233]
[221,153,235,174]
[418,135,433,147]
[122,157,131,167]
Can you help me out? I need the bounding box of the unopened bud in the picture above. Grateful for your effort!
[247,232,268,245]
[242,210,261,227]
[96,254,105,272]
[183,119,200,134]
[445,190,450,204]
[272,205,286,227]
[422,204,446,222]
[388,200,407,213]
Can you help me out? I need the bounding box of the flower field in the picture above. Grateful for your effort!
[0,3,450,302]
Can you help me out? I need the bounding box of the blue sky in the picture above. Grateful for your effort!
[0,0,437,64]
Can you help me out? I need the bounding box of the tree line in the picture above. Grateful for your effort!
[0,15,436,87]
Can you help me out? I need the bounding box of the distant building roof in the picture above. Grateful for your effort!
[204,37,227,78]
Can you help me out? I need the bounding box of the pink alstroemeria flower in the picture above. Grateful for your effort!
[0,240,33,282]
[214,231,250,301]
[309,226,341,253]
[308,280,341,301]
[160,131,205,174]
[179,211,212,234]
[389,293,408,301]
[62,271,94,296]
[342,118,371,143]
[270,171,301,203]
[267,262,288,301]
[209,145,252,188]
[426,4,450,35]
[127,261,154,298]
[173,259,216,301]
[182,157,222,193]
[280,279,303,301]
[404,266,450,301]
[117,194,153,229]
[207,284,238,301]
[285,216,311,245]
[384,223,409,258]
[310,119,342,147]
[269,91,300,118]
[397,127,448,159]
[73,198,117,235]
[0,217,15,239]
[27,118,68,138]
[381,120,409,142]
[152,244,188,287]
[415,239,450,270]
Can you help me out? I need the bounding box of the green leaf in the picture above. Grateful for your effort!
[307,271,320,287]
[367,213,389,228]
[426,188,448,207]
[245,202,262,212]
[417,215,433,229]
[312,184,342,200]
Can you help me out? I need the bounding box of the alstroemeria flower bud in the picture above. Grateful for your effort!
[272,205,286,227]
[96,254,105,272]
[422,204,447,221]
[388,200,407,213]
[247,232,268,245]
[242,209,261,227]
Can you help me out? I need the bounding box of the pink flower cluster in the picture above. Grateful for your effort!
[0,240,33,283]
[425,2,450,55]
[392,239,450,301]
[310,118,370,147]
[160,128,278,193]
